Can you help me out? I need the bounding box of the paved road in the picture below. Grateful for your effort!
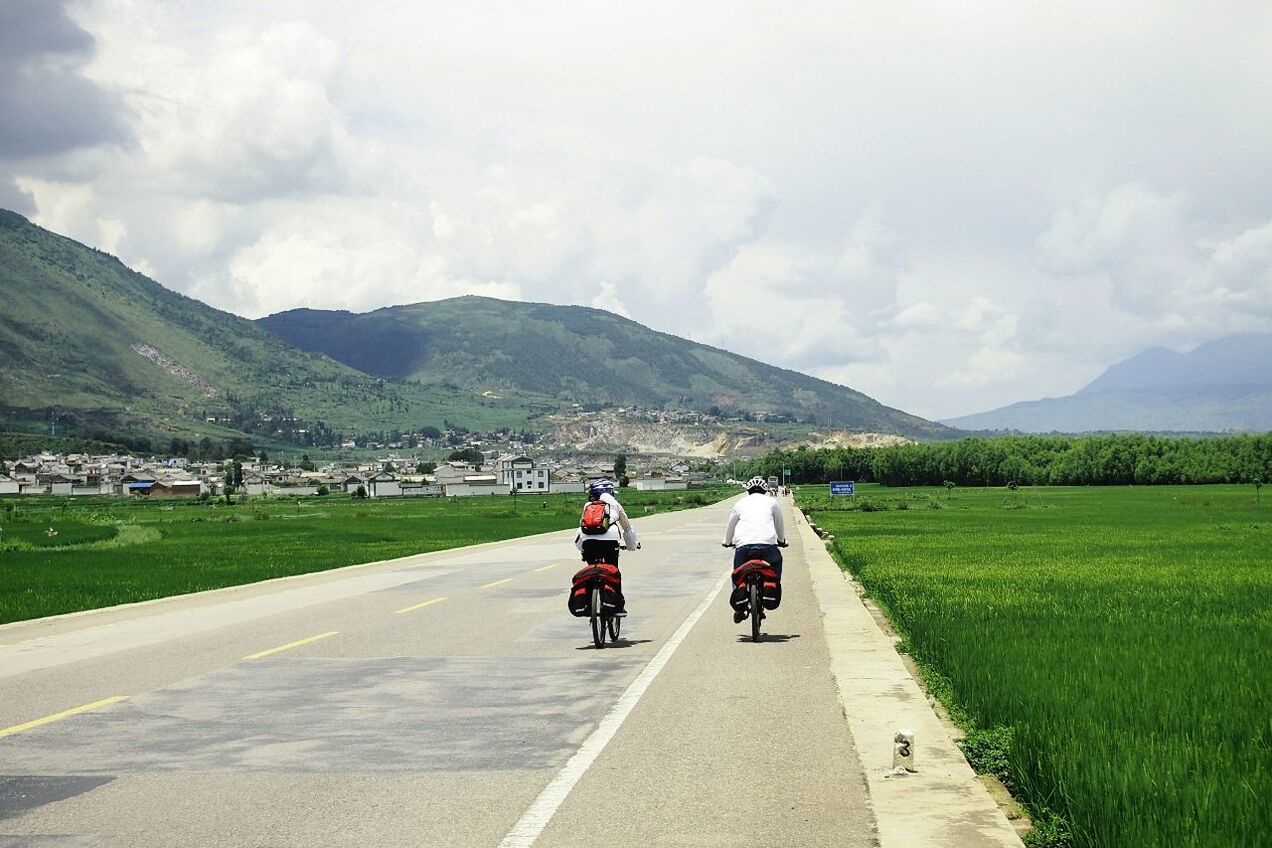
[0,498,875,847]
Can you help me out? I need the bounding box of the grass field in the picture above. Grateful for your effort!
[0,488,727,625]
[798,483,1269,848]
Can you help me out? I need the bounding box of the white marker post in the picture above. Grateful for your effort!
[893,728,916,772]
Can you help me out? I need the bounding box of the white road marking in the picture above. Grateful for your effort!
[498,575,728,848]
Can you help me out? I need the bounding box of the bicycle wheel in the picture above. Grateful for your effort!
[590,586,604,648]
[749,581,761,642]
[607,611,621,642]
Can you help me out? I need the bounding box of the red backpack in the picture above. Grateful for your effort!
[579,499,612,535]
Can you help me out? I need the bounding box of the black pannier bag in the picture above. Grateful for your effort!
[760,579,782,610]
[568,585,590,617]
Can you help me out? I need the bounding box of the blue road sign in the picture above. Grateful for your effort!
[830,481,855,496]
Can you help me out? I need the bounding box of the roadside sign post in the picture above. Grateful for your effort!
[830,481,855,497]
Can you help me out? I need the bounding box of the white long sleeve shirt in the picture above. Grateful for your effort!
[722,493,786,547]
[574,492,639,550]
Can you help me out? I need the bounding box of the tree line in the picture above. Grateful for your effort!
[740,433,1272,487]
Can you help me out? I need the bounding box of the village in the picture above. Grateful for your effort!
[0,449,719,500]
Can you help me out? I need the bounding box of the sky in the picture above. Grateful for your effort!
[2,0,1270,420]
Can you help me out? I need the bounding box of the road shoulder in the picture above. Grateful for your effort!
[795,507,1025,848]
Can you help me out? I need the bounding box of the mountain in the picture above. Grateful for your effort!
[0,210,533,448]
[0,208,950,451]
[943,333,1272,433]
[257,298,954,441]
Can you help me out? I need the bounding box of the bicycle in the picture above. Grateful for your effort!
[587,575,621,648]
[724,542,788,643]
[572,544,630,649]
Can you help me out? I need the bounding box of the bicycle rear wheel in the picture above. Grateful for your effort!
[590,586,604,648]
[749,581,761,642]
[607,612,621,642]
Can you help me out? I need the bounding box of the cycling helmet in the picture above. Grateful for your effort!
[745,476,769,494]
[588,477,617,498]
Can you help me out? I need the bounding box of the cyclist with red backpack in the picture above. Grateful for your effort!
[722,476,787,623]
[573,477,640,614]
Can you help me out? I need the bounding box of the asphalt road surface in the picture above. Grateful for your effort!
[0,497,876,847]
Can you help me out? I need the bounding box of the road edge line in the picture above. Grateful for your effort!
[498,575,728,848]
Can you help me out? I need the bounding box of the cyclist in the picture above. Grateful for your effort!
[722,476,787,622]
[574,477,640,613]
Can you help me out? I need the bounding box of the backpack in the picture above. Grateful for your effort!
[579,499,612,535]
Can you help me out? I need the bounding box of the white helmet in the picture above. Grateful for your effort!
[744,476,769,494]
[588,477,616,498]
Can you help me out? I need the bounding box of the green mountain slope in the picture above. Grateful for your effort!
[0,210,537,446]
[258,297,953,440]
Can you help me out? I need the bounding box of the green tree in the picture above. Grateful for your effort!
[614,453,628,481]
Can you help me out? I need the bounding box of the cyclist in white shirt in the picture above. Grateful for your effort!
[722,476,787,622]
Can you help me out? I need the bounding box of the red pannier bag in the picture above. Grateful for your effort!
[568,563,622,616]
[730,559,782,611]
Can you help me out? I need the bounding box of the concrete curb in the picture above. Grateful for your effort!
[796,511,1025,848]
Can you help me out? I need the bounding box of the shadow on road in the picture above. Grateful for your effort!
[576,639,654,651]
[735,633,801,644]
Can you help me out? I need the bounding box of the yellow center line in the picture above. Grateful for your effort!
[243,631,339,661]
[0,695,128,739]
[532,564,558,573]
[393,596,449,615]
[479,577,515,589]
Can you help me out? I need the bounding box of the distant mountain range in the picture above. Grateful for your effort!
[943,333,1272,433]
[257,300,951,440]
[0,209,951,450]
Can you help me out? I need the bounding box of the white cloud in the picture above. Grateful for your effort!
[5,0,1271,420]
[893,301,940,330]
[591,280,631,319]
[210,199,521,317]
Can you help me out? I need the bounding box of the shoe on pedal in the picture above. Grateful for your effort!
[733,609,747,624]
[614,610,628,617]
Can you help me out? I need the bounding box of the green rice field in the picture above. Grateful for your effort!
[798,483,1270,848]
[0,488,727,625]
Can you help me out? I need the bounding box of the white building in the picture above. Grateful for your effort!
[550,471,587,495]
[434,463,475,487]
[633,475,688,492]
[400,482,443,497]
[499,456,549,494]
[368,472,401,498]
[444,474,509,497]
